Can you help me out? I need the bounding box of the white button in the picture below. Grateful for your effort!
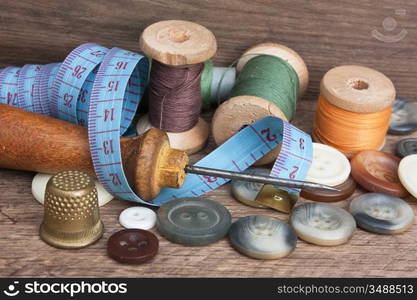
[290,202,356,246]
[398,154,417,198]
[32,173,113,206]
[119,207,157,230]
[305,143,351,186]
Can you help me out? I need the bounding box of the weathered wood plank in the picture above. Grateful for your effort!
[0,0,416,278]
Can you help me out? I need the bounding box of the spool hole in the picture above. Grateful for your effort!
[350,79,369,90]
[169,29,190,43]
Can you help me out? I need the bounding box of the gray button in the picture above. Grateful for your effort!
[157,197,231,246]
[396,138,417,158]
[231,168,270,208]
[350,193,415,234]
[229,215,297,259]
[389,98,417,135]
[290,202,356,246]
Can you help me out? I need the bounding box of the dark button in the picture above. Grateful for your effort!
[157,197,232,246]
[301,176,356,202]
[396,138,417,158]
[350,193,415,234]
[351,150,409,198]
[389,98,417,135]
[107,229,158,264]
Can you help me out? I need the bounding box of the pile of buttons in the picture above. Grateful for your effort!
[104,123,416,262]
[31,91,416,263]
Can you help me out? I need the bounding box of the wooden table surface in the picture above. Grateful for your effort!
[1,0,417,278]
[1,100,416,278]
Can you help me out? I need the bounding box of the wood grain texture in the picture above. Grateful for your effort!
[1,101,416,278]
[0,0,417,278]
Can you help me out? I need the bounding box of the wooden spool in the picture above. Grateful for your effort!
[313,65,396,156]
[137,20,217,154]
[212,43,308,165]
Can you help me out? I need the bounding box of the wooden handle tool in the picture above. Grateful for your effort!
[0,104,188,200]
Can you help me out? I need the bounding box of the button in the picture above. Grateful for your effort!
[305,143,351,186]
[107,229,158,264]
[32,173,113,206]
[300,176,356,202]
[350,193,414,234]
[398,154,417,198]
[255,186,298,213]
[157,197,232,246]
[231,168,269,208]
[396,138,417,158]
[350,150,409,198]
[389,98,417,135]
[290,203,356,246]
[229,215,297,259]
[119,207,157,230]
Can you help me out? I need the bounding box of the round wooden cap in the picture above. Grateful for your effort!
[321,65,396,113]
[139,20,217,65]
[236,43,309,97]
[137,115,209,154]
[212,95,285,165]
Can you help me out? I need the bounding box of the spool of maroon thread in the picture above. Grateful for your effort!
[137,20,217,154]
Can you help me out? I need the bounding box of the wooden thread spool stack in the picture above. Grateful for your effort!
[137,20,217,154]
[212,43,309,165]
[313,65,395,156]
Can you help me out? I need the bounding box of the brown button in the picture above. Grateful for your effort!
[107,229,158,264]
[350,150,409,198]
[301,176,357,202]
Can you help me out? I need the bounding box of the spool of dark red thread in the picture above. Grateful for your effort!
[137,20,217,154]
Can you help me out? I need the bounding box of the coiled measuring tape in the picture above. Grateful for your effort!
[51,43,108,124]
[17,64,42,111]
[88,47,148,203]
[0,66,20,106]
[36,63,60,116]
[0,42,313,207]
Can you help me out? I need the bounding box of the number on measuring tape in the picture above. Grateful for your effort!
[88,47,149,203]
[0,67,20,107]
[151,116,312,206]
[51,43,109,124]
[270,122,313,193]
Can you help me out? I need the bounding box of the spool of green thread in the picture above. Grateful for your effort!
[201,60,236,110]
[230,55,299,121]
[200,61,214,109]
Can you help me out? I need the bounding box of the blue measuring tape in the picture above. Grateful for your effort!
[17,64,42,112]
[152,117,312,205]
[36,63,60,116]
[0,42,313,207]
[88,47,149,203]
[51,43,108,124]
[0,66,20,107]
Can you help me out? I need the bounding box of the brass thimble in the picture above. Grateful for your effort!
[40,170,104,249]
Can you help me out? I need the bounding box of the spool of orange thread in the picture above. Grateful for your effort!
[313,65,395,156]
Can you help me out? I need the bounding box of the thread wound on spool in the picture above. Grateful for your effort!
[314,95,391,154]
[148,61,203,132]
[200,60,213,109]
[230,55,299,121]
